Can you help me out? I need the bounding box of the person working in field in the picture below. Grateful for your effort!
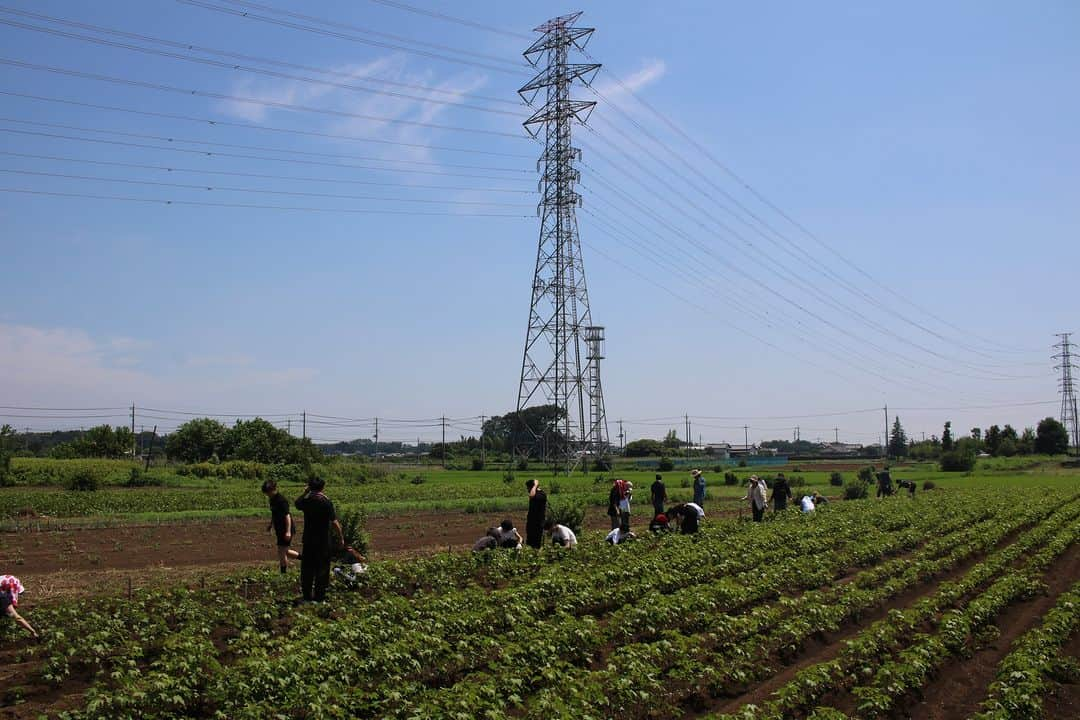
[525,479,548,549]
[648,511,671,533]
[771,472,793,512]
[472,527,501,552]
[667,501,705,534]
[262,479,300,574]
[544,520,578,548]
[497,519,523,549]
[331,545,367,587]
[691,469,706,506]
[295,476,345,603]
[743,475,769,522]
[605,527,636,545]
[876,467,894,498]
[897,479,916,497]
[1,575,38,639]
[650,473,667,516]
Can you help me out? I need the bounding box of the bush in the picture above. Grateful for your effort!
[515,457,529,471]
[337,508,370,555]
[470,457,485,471]
[546,501,585,535]
[738,459,748,468]
[858,466,875,484]
[843,480,869,500]
[723,470,738,486]
[67,469,99,492]
[829,471,844,487]
[940,449,976,472]
[657,457,675,472]
[923,480,936,491]
[788,475,806,488]
[502,470,515,485]
[410,475,426,485]
[711,465,723,474]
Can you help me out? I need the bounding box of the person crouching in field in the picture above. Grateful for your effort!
[295,476,345,603]
[262,479,299,574]
[497,519,523,549]
[544,520,577,548]
[1,575,38,640]
[331,545,367,588]
[473,527,501,552]
[668,502,704,534]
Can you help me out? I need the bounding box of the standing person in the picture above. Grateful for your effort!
[0,575,38,639]
[544,520,578,548]
[294,477,345,603]
[262,479,299,574]
[771,473,793,512]
[876,468,894,498]
[607,478,621,530]
[691,469,706,506]
[743,475,768,522]
[650,473,667,516]
[615,478,633,532]
[524,479,547,550]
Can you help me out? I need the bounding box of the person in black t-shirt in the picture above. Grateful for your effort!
[262,479,299,574]
[650,474,667,516]
[771,473,793,512]
[524,479,547,550]
[295,477,345,602]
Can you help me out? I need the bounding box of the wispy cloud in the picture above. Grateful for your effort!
[593,58,666,101]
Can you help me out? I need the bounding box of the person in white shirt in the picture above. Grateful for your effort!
[544,520,578,548]
[605,527,636,545]
[742,475,769,522]
[800,495,816,513]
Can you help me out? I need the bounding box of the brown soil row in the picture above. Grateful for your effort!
[702,520,1046,717]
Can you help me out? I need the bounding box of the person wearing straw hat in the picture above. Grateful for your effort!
[691,468,706,506]
[742,475,769,522]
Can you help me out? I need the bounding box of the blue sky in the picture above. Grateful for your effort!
[1,1,1077,446]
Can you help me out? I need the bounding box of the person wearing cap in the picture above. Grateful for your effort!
[691,469,706,506]
[650,473,667,516]
[1,575,38,639]
[771,472,793,512]
[742,475,768,522]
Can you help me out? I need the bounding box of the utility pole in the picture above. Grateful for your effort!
[618,419,624,451]
[130,403,136,458]
[1054,333,1080,452]
[834,427,839,444]
[374,417,379,463]
[480,414,486,467]
[685,413,691,459]
[302,411,306,440]
[287,419,291,436]
[743,424,749,452]
[515,12,604,474]
[883,404,889,461]
[441,415,446,469]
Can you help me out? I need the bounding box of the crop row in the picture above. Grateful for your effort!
[706,501,1080,719]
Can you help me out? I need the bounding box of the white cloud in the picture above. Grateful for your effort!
[592,58,666,101]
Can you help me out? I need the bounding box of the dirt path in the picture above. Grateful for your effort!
[905,542,1080,719]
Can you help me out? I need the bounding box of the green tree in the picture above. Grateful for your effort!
[1018,427,1036,455]
[941,421,953,451]
[1035,417,1069,455]
[481,405,567,460]
[0,424,14,486]
[220,418,321,464]
[887,416,907,459]
[984,424,1002,456]
[166,418,228,463]
[662,429,682,449]
[623,439,663,457]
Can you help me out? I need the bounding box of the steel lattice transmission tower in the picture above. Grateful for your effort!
[516,12,608,469]
[1053,333,1080,451]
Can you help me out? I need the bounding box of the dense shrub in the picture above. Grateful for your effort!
[410,475,425,485]
[67,469,99,492]
[470,457,485,471]
[590,457,612,472]
[858,466,875,483]
[738,459,748,468]
[515,457,529,471]
[923,480,936,491]
[940,449,976,472]
[337,508,370,555]
[829,472,844,487]
[788,475,806,488]
[546,501,585,535]
[723,471,738,486]
[843,480,869,500]
[657,457,675,472]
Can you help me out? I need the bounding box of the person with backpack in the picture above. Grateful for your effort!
[771,473,793,512]
[294,476,345,603]
[650,473,667,516]
[1,575,38,639]
[691,469,706,506]
[262,479,300,574]
[524,479,547,549]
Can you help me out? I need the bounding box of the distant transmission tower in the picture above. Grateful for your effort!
[516,12,607,471]
[1053,333,1080,451]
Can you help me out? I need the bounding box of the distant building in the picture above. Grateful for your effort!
[819,442,863,456]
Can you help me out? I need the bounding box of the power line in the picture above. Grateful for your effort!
[363,0,532,41]
[0,6,521,107]
[0,58,527,138]
[0,126,532,182]
[0,187,532,217]
[0,117,529,174]
[0,14,523,117]
[0,90,534,159]
[0,150,535,194]
[176,0,530,76]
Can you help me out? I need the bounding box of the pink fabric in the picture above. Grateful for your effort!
[0,575,24,606]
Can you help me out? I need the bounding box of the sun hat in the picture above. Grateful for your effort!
[691,469,702,477]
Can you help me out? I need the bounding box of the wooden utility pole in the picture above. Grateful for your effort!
[302,411,306,440]
[144,425,157,472]
[441,415,446,469]
[130,404,136,458]
[374,417,379,463]
[480,415,485,467]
